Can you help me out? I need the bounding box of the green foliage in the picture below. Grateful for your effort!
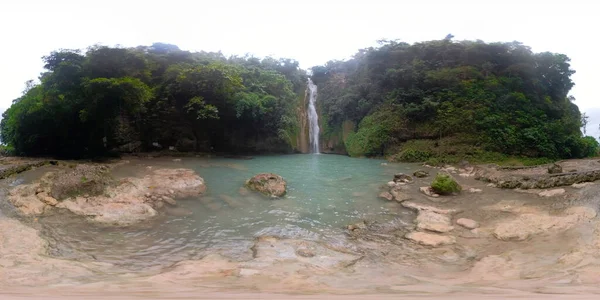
[397,149,432,162]
[0,145,14,156]
[314,39,587,161]
[392,137,555,166]
[344,107,404,157]
[1,45,307,157]
[576,136,599,158]
[430,174,462,195]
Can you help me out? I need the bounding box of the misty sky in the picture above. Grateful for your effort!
[1,0,598,136]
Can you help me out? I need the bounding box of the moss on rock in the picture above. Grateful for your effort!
[430,173,462,195]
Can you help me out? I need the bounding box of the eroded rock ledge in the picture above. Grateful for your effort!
[8,165,206,226]
[475,160,600,189]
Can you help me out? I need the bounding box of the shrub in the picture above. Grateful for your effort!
[579,136,599,158]
[430,173,461,195]
[397,149,432,162]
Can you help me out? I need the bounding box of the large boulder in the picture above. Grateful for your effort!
[413,170,429,178]
[245,173,287,197]
[394,173,413,183]
[548,163,563,174]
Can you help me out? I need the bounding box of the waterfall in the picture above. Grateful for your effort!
[307,78,320,154]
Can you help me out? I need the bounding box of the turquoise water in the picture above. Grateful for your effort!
[38,154,419,270]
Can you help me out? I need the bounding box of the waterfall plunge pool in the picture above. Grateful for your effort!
[34,154,421,271]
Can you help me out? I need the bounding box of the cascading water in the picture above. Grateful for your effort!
[307,78,320,154]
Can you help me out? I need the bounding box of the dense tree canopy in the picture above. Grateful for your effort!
[1,39,596,161]
[1,44,306,157]
[312,38,597,160]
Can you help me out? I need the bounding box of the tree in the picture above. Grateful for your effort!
[581,112,589,135]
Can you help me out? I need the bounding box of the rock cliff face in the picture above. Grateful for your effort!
[296,92,310,153]
[320,120,354,155]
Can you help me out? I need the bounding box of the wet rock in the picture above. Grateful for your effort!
[390,188,411,202]
[480,169,600,189]
[8,184,47,215]
[401,201,460,215]
[548,163,563,174]
[146,254,238,282]
[35,191,58,206]
[572,182,594,188]
[245,173,287,197]
[162,196,177,206]
[493,206,596,241]
[46,164,112,200]
[416,211,454,233]
[419,186,440,198]
[442,166,458,174]
[413,170,429,178]
[387,181,396,188]
[456,218,479,229]
[378,191,393,201]
[252,237,362,270]
[57,197,159,226]
[347,220,367,231]
[538,188,565,197]
[405,231,456,247]
[296,248,316,257]
[0,218,113,286]
[460,228,485,239]
[46,168,205,226]
[394,173,413,183]
[146,168,207,198]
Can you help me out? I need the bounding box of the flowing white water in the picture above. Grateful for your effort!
[307,79,320,154]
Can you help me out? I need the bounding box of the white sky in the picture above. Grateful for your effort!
[1,0,598,136]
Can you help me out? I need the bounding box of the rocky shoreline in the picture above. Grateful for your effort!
[1,156,600,295]
[474,159,600,189]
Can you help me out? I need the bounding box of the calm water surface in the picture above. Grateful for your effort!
[34,154,418,271]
